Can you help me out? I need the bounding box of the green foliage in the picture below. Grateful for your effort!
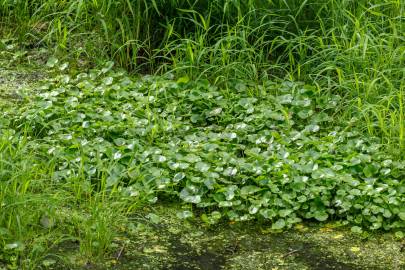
[2,63,403,233]
[1,0,403,151]
[0,101,129,267]
[0,1,404,267]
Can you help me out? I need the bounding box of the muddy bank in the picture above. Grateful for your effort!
[54,204,404,270]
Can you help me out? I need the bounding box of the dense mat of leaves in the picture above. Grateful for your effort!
[2,63,404,231]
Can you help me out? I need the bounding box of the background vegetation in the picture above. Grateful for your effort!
[0,0,404,268]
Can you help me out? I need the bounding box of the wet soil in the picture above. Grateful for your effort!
[57,204,403,270]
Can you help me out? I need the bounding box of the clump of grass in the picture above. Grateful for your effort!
[0,131,129,268]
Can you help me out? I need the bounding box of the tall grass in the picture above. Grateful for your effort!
[0,0,403,150]
[0,133,128,267]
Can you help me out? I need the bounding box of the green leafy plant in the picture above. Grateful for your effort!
[3,62,403,233]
